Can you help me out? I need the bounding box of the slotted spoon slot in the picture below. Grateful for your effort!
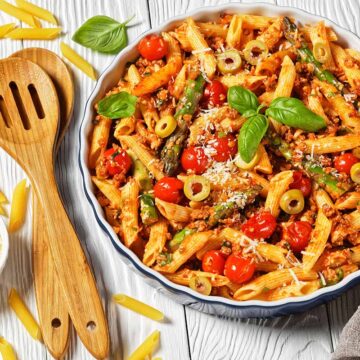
[9,81,31,130]
[28,84,45,120]
[0,95,11,128]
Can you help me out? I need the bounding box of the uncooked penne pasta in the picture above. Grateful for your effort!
[15,0,57,24]
[0,0,40,27]
[128,330,160,360]
[302,210,332,271]
[265,170,293,217]
[0,23,16,38]
[113,293,164,321]
[0,336,16,360]
[9,179,29,233]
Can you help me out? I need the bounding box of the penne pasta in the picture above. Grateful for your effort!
[15,0,57,24]
[0,336,16,360]
[267,280,321,301]
[143,219,168,267]
[306,90,329,124]
[256,17,283,50]
[255,49,295,76]
[197,22,228,39]
[113,293,164,321]
[0,0,40,27]
[240,14,274,30]
[0,23,16,38]
[8,288,42,341]
[60,42,97,80]
[303,135,360,154]
[302,210,332,271]
[219,73,266,91]
[9,179,29,233]
[154,231,213,273]
[254,144,273,174]
[265,170,293,217]
[314,189,335,211]
[114,116,136,137]
[155,198,193,223]
[170,64,187,99]
[92,177,122,209]
[335,192,360,210]
[128,330,160,360]
[226,15,243,49]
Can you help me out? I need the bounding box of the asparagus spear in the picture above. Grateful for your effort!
[127,149,153,191]
[283,17,344,92]
[270,134,350,197]
[168,228,196,252]
[161,75,206,175]
[140,194,158,225]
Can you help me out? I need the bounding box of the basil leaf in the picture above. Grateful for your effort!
[72,15,133,54]
[97,92,137,119]
[266,97,326,132]
[228,86,259,115]
[238,114,268,163]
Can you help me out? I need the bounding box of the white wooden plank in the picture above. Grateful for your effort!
[0,0,189,359]
[276,0,360,349]
[148,1,334,359]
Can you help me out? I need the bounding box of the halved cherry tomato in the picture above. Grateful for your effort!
[284,221,313,253]
[202,80,227,108]
[224,254,255,284]
[209,134,237,162]
[181,146,209,174]
[202,250,226,275]
[154,177,183,204]
[241,211,277,240]
[104,148,132,176]
[289,171,312,197]
[334,153,359,174]
[137,34,169,61]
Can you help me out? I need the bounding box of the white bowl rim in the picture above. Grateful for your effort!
[0,217,9,274]
[79,2,360,310]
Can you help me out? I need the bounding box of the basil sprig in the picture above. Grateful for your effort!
[266,97,326,132]
[73,15,134,54]
[97,91,137,119]
[228,86,269,163]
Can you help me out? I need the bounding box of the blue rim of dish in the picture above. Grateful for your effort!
[78,2,360,313]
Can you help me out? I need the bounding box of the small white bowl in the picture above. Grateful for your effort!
[0,217,9,275]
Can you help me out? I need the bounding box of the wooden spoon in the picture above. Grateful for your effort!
[10,48,74,359]
[0,58,109,359]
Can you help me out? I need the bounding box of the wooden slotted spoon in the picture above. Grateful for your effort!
[11,48,74,359]
[0,58,109,359]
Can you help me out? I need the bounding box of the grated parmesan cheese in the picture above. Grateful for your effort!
[192,48,212,54]
[288,268,301,285]
[301,251,316,256]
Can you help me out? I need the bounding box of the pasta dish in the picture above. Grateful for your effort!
[88,14,360,301]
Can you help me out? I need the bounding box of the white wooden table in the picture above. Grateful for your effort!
[0,0,359,359]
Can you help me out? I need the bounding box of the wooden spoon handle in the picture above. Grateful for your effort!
[34,170,109,359]
[32,195,70,359]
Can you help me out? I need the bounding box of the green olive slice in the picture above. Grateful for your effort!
[350,162,360,184]
[184,175,211,201]
[243,40,268,65]
[217,49,242,74]
[280,189,305,215]
[189,276,212,295]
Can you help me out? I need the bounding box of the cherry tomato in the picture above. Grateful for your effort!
[241,211,277,240]
[224,255,255,284]
[202,80,227,108]
[334,153,359,174]
[137,34,169,61]
[181,147,209,174]
[289,171,312,197]
[209,134,237,162]
[104,148,132,176]
[284,221,313,253]
[202,250,226,275]
[154,177,183,203]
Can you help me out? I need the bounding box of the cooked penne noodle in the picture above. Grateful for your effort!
[127,64,142,88]
[255,261,279,273]
[89,116,112,168]
[314,189,335,211]
[302,210,332,271]
[254,144,273,174]
[196,236,223,260]
[9,179,29,233]
[240,14,274,30]
[120,178,140,248]
[301,25,337,42]
[348,210,360,230]
[113,293,164,321]
[256,17,283,50]
[350,245,360,264]
[313,78,360,131]
[234,268,318,300]
[15,0,57,24]
[119,135,165,180]
[257,243,289,266]
[0,0,41,27]
[267,280,321,301]
[308,21,335,68]
[60,42,97,80]
[114,116,136,137]
[306,90,329,124]
[8,288,42,341]
[0,23,16,38]
[0,336,16,360]
[154,231,213,273]
[255,49,295,76]
[335,192,360,210]
[165,268,230,287]
[155,198,193,222]
[170,64,187,99]
[220,73,266,90]
[128,330,160,360]
[92,177,122,209]
[303,135,360,154]
[197,22,228,39]
[139,98,160,131]
[143,219,168,267]
[346,48,360,62]
[226,15,243,49]
[265,170,293,217]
